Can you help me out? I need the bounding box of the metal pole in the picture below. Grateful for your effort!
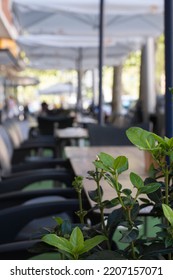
[98,0,105,125]
[76,47,83,112]
[164,0,173,137]
[92,68,97,106]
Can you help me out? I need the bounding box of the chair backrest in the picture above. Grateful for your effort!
[57,116,74,128]
[0,125,13,159]
[2,118,22,148]
[87,123,150,146]
[37,116,55,135]
[2,118,30,147]
[37,115,74,135]
[16,120,30,141]
[0,199,79,244]
[0,133,11,173]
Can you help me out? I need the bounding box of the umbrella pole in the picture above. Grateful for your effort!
[165,0,173,137]
[76,48,83,113]
[98,0,105,125]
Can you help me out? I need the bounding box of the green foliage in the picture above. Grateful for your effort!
[162,204,173,227]
[42,226,107,260]
[126,126,173,258]
[130,172,160,194]
[40,125,173,260]
[72,176,84,192]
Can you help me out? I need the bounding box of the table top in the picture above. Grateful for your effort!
[65,146,146,174]
[55,127,88,139]
[65,146,148,213]
[75,114,97,125]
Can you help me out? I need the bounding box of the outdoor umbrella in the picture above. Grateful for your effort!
[16,34,144,112]
[38,83,74,95]
[11,0,163,38]
[5,76,39,87]
[16,35,144,70]
[10,0,164,123]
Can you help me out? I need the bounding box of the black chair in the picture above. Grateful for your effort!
[0,198,80,245]
[87,123,150,146]
[0,173,89,249]
[0,239,42,260]
[37,115,74,135]
[0,125,88,216]
[0,159,89,247]
[0,124,73,174]
[2,118,58,161]
[0,130,71,176]
[0,196,86,259]
[0,188,77,209]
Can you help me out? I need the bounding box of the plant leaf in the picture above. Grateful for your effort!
[88,187,103,202]
[42,234,73,254]
[168,138,173,149]
[162,204,173,226]
[130,172,144,189]
[120,228,139,243]
[53,217,63,225]
[98,152,115,169]
[104,173,119,189]
[113,156,128,174]
[147,187,162,203]
[80,235,107,254]
[122,188,132,196]
[109,197,121,207]
[139,182,161,194]
[93,160,110,171]
[61,220,72,236]
[139,197,151,204]
[126,127,157,150]
[107,207,124,227]
[70,227,84,253]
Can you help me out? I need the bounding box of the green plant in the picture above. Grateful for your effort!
[41,126,173,260]
[42,226,107,260]
[126,127,173,259]
[162,204,173,248]
[87,152,161,259]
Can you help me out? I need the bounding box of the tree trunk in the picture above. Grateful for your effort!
[111,65,123,126]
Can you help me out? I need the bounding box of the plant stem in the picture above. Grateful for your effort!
[131,241,136,259]
[114,175,126,209]
[95,169,111,249]
[78,190,84,224]
[164,167,169,206]
[95,171,106,231]
[164,166,172,260]
[127,208,137,259]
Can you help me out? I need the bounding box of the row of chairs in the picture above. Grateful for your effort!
[0,118,89,259]
[0,118,150,259]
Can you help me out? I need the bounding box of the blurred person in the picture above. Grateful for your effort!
[40,101,49,116]
[7,96,19,118]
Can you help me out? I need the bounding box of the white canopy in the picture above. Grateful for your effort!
[39,83,74,95]
[17,35,144,70]
[11,0,163,15]
[11,0,163,38]
[10,0,163,70]
[9,0,164,123]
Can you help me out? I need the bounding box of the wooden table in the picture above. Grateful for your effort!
[55,127,88,155]
[65,146,149,213]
